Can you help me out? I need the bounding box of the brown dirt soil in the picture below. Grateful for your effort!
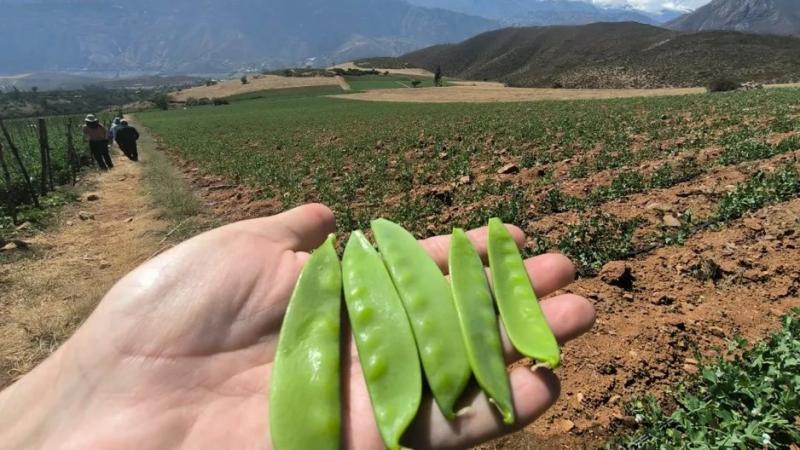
[170,74,340,101]
[513,197,800,449]
[332,85,706,103]
[0,151,168,389]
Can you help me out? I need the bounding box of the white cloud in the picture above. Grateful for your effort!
[587,0,711,13]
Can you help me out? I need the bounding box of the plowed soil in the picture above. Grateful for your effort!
[154,137,800,448]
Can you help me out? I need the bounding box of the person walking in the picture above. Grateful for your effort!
[108,117,122,148]
[114,120,140,161]
[82,114,113,170]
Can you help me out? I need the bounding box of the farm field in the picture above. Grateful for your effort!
[0,115,94,233]
[137,86,800,447]
[344,74,447,91]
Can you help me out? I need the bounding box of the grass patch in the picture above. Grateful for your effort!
[138,133,209,241]
[611,309,800,449]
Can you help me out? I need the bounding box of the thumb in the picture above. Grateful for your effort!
[230,203,337,252]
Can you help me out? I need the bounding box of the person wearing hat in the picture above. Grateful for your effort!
[81,114,113,170]
[114,120,140,162]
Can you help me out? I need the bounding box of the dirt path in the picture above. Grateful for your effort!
[335,75,352,91]
[0,134,169,388]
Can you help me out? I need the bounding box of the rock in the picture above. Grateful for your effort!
[663,214,681,228]
[600,261,635,290]
[124,217,134,223]
[645,202,663,211]
[683,363,699,374]
[439,152,448,159]
[684,358,699,365]
[553,419,575,433]
[1,240,29,252]
[497,163,519,175]
[622,293,634,302]
[86,193,100,201]
[78,211,94,221]
[99,262,111,269]
[743,218,763,232]
[15,221,32,231]
[608,394,622,405]
[576,393,585,403]
[66,220,74,226]
[708,326,726,338]
[458,175,471,185]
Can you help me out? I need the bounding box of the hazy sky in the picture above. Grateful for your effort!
[589,0,711,12]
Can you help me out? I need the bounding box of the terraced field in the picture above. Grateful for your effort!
[137,86,800,447]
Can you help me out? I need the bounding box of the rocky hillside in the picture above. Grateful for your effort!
[0,0,495,74]
[668,0,800,36]
[400,22,800,88]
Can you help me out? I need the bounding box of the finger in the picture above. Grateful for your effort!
[420,224,525,273]
[405,367,561,449]
[228,203,336,252]
[500,293,596,364]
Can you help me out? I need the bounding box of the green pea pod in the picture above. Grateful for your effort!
[269,234,342,450]
[371,218,471,419]
[487,218,560,368]
[343,230,422,450]
[449,228,515,424]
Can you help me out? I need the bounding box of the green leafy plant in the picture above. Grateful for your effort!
[557,213,640,276]
[611,309,800,449]
[715,165,800,222]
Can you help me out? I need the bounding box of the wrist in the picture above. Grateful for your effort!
[0,342,81,448]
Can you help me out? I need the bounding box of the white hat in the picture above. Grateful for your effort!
[85,114,98,123]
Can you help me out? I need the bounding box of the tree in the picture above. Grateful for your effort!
[434,66,443,87]
[241,75,248,85]
[152,93,169,111]
[31,86,39,93]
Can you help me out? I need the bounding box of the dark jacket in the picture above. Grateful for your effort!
[114,126,139,145]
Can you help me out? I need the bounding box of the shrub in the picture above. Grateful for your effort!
[240,75,248,85]
[197,97,212,106]
[185,97,199,107]
[707,78,740,92]
[212,97,229,106]
[411,80,422,88]
[151,93,169,110]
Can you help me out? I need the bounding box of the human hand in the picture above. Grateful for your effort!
[0,204,594,449]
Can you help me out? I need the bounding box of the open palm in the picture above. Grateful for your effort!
[0,204,594,450]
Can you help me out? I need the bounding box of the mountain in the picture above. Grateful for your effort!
[0,0,496,74]
[403,0,658,25]
[667,0,800,36]
[400,22,800,88]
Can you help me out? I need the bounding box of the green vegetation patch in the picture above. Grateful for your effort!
[611,309,800,449]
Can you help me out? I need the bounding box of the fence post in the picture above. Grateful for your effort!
[37,118,52,195]
[65,118,77,185]
[0,141,17,224]
[0,118,39,208]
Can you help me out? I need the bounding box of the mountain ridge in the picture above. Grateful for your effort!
[399,22,800,88]
[667,0,800,36]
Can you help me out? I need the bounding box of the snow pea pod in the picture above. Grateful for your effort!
[371,218,471,419]
[343,230,422,450]
[448,228,515,424]
[269,235,342,450]
[487,218,560,368]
